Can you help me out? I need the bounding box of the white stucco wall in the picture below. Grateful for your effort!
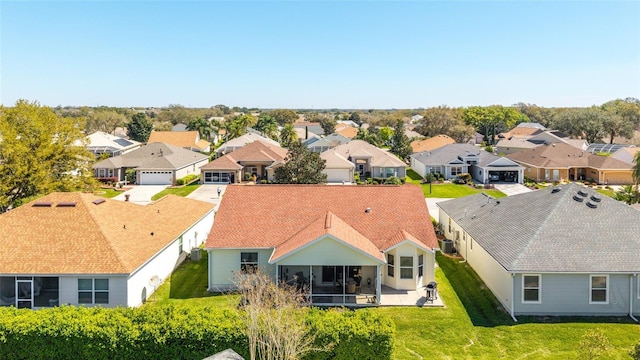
[176,158,209,180]
[278,237,379,266]
[382,243,434,291]
[59,275,128,308]
[410,158,427,178]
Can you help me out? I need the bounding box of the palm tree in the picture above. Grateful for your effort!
[279,123,298,148]
[187,117,212,140]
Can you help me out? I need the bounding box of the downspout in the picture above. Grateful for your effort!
[510,273,518,322]
[631,274,639,323]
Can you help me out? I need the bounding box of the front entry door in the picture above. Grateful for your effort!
[16,279,33,309]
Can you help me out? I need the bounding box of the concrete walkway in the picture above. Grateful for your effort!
[425,198,453,224]
[113,185,168,205]
[493,183,532,196]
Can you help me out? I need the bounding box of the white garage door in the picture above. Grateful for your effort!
[325,169,351,183]
[140,171,173,185]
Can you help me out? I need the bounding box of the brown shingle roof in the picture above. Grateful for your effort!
[507,142,632,169]
[148,131,210,151]
[410,135,456,153]
[0,193,215,274]
[201,141,287,170]
[336,126,358,139]
[206,185,438,254]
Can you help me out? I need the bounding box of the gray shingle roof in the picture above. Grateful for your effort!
[438,183,640,273]
[411,143,508,167]
[93,142,208,170]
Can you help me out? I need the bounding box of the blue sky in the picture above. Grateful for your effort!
[1,1,639,109]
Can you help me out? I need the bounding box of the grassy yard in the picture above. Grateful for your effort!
[596,188,617,198]
[407,169,506,198]
[151,184,201,201]
[150,251,640,359]
[94,188,123,198]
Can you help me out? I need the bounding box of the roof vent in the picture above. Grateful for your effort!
[92,198,106,205]
[551,187,561,193]
[32,202,53,207]
[56,202,77,207]
[586,201,598,209]
[577,190,588,197]
[572,195,584,202]
[590,195,601,202]
[365,207,371,213]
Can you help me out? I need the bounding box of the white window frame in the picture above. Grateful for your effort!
[450,166,463,176]
[387,254,394,277]
[400,256,413,279]
[522,274,541,304]
[78,278,109,305]
[418,254,424,278]
[638,276,640,300]
[589,274,609,304]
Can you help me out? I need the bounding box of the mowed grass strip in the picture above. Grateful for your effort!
[95,188,123,198]
[151,184,201,201]
[407,169,506,198]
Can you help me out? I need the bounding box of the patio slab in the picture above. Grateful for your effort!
[379,285,444,307]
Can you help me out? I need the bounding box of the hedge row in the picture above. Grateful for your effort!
[176,174,198,185]
[0,305,394,360]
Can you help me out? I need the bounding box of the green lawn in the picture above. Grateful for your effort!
[596,188,617,198]
[151,184,201,201]
[150,251,640,359]
[94,188,123,198]
[407,170,506,198]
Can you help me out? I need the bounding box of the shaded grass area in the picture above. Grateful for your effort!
[151,184,201,201]
[147,251,237,308]
[148,249,640,358]
[94,188,123,198]
[378,253,640,359]
[596,188,617,198]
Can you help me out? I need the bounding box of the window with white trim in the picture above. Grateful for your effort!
[240,252,258,273]
[78,279,109,304]
[450,166,463,176]
[418,254,424,277]
[387,254,394,277]
[590,275,608,304]
[522,274,541,303]
[400,256,413,279]
[178,236,183,254]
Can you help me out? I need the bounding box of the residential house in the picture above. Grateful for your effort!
[206,185,438,306]
[326,140,407,180]
[200,141,288,184]
[93,142,208,185]
[85,131,142,158]
[172,123,188,132]
[335,125,359,139]
[293,121,324,137]
[404,128,422,140]
[438,183,640,317]
[305,134,351,153]
[610,146,640,165]
[320,150,355,183]
[410,135,456,154]
[0,193,215,309]
[216,133,280,156]
[410,114,423,124]
[148,131,211,153]
[587,143,635,156]
[496,130,588,155]
[411,144,524,184]
[507,142,634,184]
[336,120,360,128]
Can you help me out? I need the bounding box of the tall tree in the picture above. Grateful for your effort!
[462,105,528,145]
[349,112,362,126]
[319,116,337,135]
[127,113,153,143]
[514,103,556,127]
[253,114,278,140]
[274,141,327,184]
[85,110,127,134]
[552,107,608,144]
[416,106,476,142]
[225,114,256,141]
[633,151,640,203]
[354,127,380,147]
[601,99,640,143]
[0,100,97,212]
[279,123,297,148]
[269,109,298,126]
[390,120,412,161]
[187,117,213,140]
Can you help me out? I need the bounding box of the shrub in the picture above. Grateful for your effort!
[244,172,252,181]
[384,176,402,185]
[260,180,268,184]
[0,305,395,360]
[354,172,360,183]
[630,342,640,360]
[364,171,371,178]
[176,174,198,186]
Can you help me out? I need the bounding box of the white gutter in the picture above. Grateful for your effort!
[631,274,639,323]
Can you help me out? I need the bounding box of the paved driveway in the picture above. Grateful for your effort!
[493,183,532,196]
[187,184,227,208]
[113,185,168,205]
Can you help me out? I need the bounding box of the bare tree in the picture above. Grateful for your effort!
[232,270,326,360]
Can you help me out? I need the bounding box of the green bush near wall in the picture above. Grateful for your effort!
[0,305,394,360]
[176,174,198,185]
